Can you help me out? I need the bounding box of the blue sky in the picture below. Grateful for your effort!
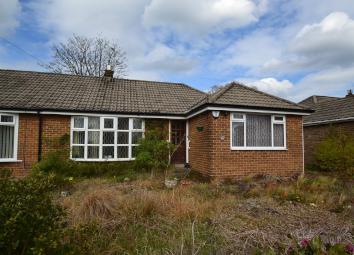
[1,0,354,102]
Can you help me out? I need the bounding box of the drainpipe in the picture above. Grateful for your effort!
[37,112,43,162]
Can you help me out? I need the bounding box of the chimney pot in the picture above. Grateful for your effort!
[104,65,114,79]
[347,89,353,96]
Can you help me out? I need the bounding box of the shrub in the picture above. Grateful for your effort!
[0,173,69,254]
[134,129,174,174]
[314,129,354,173]
[33,150,135,179]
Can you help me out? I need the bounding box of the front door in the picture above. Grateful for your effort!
[170,120,186,164]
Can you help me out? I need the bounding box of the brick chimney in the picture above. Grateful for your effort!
[103,65,114,79]
[346,89,353,97]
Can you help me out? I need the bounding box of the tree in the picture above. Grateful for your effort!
[45,34,127,78]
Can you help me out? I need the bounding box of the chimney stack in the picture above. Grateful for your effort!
[346,89,353,97]
[104,65,114,79]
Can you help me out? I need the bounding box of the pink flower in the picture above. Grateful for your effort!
[345,243,354,254]
[300,239,310,247]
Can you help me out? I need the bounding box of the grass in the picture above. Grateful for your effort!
[55,171,353,254]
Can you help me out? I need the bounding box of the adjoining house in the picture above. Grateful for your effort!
[0,68,312,179]
[300,90,354,166]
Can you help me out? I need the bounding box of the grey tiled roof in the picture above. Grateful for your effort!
[203,82,309,111]
[299,95,339,108]
[300,94,354,124]
[0,70,310,115]
[0,69,205,115]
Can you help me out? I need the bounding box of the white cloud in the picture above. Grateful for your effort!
[143,0,267,38]
[264,12,354,74]
[290,66,354,101]
[0,0,21,36]
[249,78,293,97]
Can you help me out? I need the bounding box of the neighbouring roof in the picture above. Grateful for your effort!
[0,69,310,116]
[299,95,339,108]
[300,93,354,125]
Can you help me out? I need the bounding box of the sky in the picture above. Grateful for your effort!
[0,0,354,102]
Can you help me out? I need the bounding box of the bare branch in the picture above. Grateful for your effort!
[44,34,127,78]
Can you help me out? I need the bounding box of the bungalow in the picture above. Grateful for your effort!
[300,90,354,166]
[0,68,311,179]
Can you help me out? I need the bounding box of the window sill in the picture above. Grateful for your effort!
[70,158,135,162]
[230,147,287,151]
[0,159,22,163]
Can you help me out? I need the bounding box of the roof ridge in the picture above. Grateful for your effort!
[232,81,308,110]
[208,83,235,103]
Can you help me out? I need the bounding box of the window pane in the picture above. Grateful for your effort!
[0,126,14,158]
[103,146,114,159]
[72,146,84,159]
[274,124,285,147]
[73,131,85,144]
[232,122,244,147]
[117,132,129,144]
[74,117,84,128]
[232,113,244,120]
[88,117,100,129]
[118,118,129,130]
[117,146,128,158]
[246,114,271,147]
[1,115,14,123]
[132,132,143,144]
[132,146,138,158]
[133,118,142,129]
[104,118,114,129]
[88,146,99,159]
[88,131,100,144]
[103,132,115,144]
[274,116,284,122]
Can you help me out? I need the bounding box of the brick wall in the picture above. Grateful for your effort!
[0,114,70,176]
[303,121,354,165]
[0,114,39,176]
[188,112,212,176]
[188,111,304,179]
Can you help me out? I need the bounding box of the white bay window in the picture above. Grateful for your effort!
[0,114,18,161]
[231,113,286,150]
[71,116,144,161]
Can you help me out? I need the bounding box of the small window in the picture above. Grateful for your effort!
[118,117,129,130]
[73,117,85,129]
[232,113,244,120]
[88,117,100,129]
[104,118,114,129]
[1,115,14,123]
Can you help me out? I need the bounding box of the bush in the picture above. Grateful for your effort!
[33,150,135,179]
[0,173,69,254]
[314,129,354,173]
[134,129,174,174]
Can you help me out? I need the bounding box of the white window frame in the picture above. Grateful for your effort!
[70,116,145,161]
[0,113,19,162]
[230,112,286,150]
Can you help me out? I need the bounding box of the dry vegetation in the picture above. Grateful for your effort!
[57,172,353,254]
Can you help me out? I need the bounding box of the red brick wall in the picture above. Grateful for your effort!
[0,114,70,176]
[303,121,354,166]
[188,112,212,176]
[188,111,304,179]
[0,114,39,176]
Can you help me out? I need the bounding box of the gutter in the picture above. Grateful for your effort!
[304,117,354,126]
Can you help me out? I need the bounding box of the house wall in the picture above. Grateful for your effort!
[0,114,169,177]
[188,112,212,176]
[188,111,304,179]
[0,114,40,176]
[303,121,354,166]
